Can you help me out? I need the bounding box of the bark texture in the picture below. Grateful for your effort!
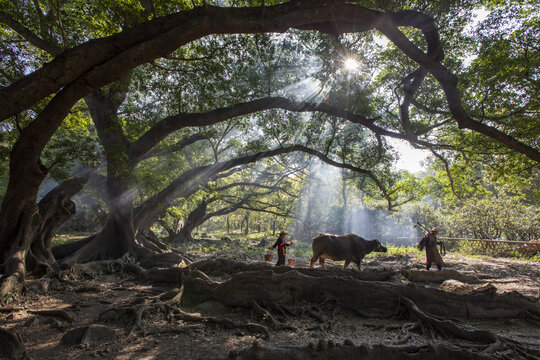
[182,268,540,320]
[227,341,495,360]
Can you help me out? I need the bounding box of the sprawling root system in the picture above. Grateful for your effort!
[1,255,539,359]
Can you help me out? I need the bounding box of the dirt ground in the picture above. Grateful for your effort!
[1,253,539,360]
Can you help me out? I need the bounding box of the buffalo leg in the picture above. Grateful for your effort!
[343,260,350,269]
[319,257,326,269]
[356,256,364,271]
[309,254,319,268]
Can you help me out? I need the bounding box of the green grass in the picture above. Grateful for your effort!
[51,233,91,247]
[365,244,423,259]
[50,231,540,263]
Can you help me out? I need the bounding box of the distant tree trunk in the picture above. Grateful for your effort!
[304,186,315,235]
[226,216,230,234]
[177,200,208,243]
[341,177,349,233]
[159,218,183,243]
[244,213,249,235]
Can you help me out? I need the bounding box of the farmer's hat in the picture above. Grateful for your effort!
[279,231,287,236]
[432,228,440,233]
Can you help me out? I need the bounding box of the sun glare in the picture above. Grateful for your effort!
[343,58,359,71]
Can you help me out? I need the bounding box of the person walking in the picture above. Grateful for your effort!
[418,228,443,271]
[269,231,293,266]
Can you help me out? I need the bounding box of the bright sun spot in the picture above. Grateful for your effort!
[343,58,360,71]
[343,58,359,71]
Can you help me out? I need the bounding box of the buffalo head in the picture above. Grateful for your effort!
[373,240,387,253]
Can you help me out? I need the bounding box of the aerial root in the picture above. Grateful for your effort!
[0,327,31,360]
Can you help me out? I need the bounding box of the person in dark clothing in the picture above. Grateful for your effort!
[268,231,293,266]
[418,228,443,270]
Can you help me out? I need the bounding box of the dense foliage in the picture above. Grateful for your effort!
[0,0,538,265]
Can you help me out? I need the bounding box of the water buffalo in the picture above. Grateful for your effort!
[310,233,387,270]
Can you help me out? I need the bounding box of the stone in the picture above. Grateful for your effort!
[24,317,40,326]
[61,325,115,347]
[440,279,474,294]
[388,273,411,285]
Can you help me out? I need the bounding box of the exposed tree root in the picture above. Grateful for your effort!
[28,309,74,323]
[399,296,540,359]
[181,269,540,320]
[0,306,25,313]
[189,258,395,281]
[48,257,539,357]
[227,340,496,360]
[173,307,270,339]
[97,285,269,339]
[139,251,191,269]
[401,269,482,284]
[61,259,144,279]
[144,324,203,336]
[0,327,32,360]
[251,300,296,332]
[51,236,95,262]
[0,274,24,304]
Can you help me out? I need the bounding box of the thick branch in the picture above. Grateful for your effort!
[376,17,540,162]
[0,3,382,121]
[134,145,391,229]
[0,11,62,55]
[138,133,208,163]
[130,96,408,164]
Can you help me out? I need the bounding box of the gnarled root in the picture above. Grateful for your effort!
[0,274,24,304]
[62,259,144,280]
[227,340,496,360]
[251,300,296,332]
[173,308,270,339]
[97,285,268,339]
[399,296,540,359]
[0,327,32,360]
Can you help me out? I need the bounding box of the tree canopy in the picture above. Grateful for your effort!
[0,0,538,300]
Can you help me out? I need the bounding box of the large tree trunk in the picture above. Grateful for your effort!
[58,90,147,266]
[1,72,104,300]
[60,167,152,266]
[0,136,49,300]
[26,170,92,275]
[60,89,157,266]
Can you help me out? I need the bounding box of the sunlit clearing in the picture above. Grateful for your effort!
[343,58,359,71]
